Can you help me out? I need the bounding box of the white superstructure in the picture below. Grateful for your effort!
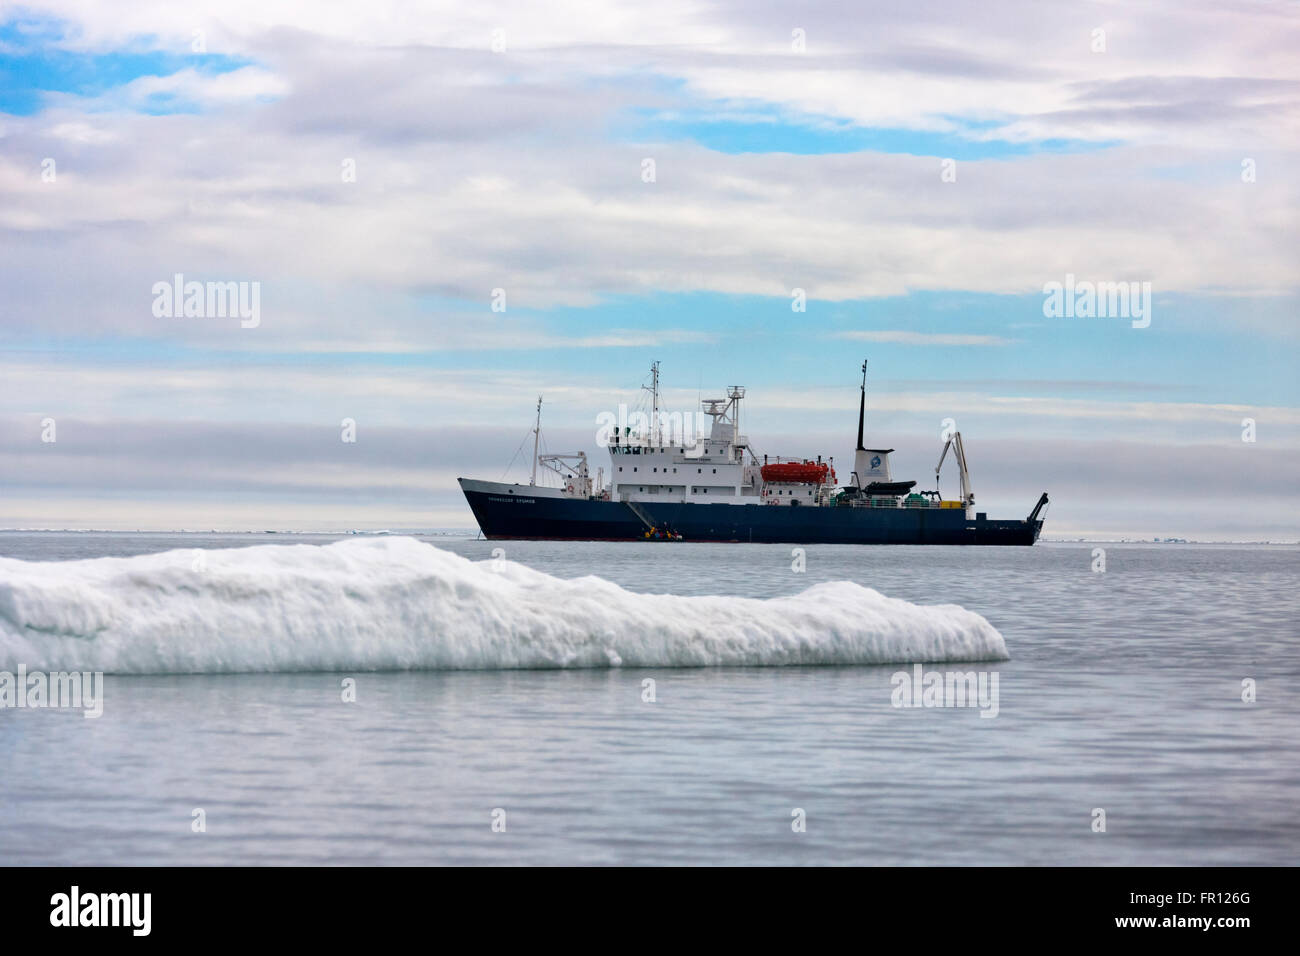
[608,385,762,504]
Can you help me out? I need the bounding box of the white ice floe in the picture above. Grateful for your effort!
[0,537,1008,673]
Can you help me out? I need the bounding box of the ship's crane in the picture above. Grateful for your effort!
[538,452,592,497]
[935,431,974,509]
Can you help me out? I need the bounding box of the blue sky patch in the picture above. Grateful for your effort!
[620,103,1120,159]
[31,288,1273,410]
[0,17,254,114]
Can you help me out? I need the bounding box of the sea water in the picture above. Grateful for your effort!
[0,532,1296,865]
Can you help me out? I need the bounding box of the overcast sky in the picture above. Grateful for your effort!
[1,1,1296,538]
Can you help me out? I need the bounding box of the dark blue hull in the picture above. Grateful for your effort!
[461,485,1043,545]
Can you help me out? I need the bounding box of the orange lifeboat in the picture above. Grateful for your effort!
[760,461,831,484]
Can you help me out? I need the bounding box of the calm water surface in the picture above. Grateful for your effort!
[1,532,1296,865]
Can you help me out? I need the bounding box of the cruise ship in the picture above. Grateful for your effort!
[458,362,1048,545]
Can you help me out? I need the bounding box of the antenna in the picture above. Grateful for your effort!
[651,361,660,447]
[640,361,661,447]
[530,395,542,486]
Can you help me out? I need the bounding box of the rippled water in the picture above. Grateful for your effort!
[1,532,1297,865]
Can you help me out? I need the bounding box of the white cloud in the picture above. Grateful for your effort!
[0,2,1294,348]
[115,66,289,108]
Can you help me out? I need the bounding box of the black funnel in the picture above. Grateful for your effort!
[856,360,867,451]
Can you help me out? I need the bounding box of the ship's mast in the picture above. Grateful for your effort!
[530,395,542,486]
[647,361,660,446]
